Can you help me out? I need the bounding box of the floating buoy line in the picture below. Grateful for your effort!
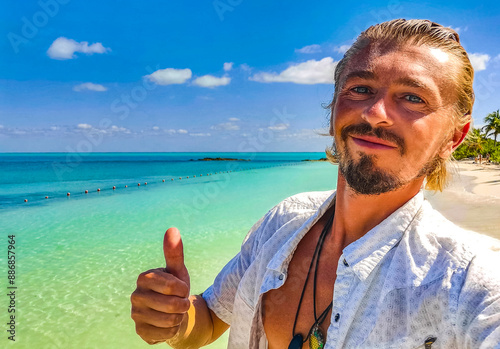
[22,162,305,204]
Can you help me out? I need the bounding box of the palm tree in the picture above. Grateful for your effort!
[463,128,487,163]
[482,110,500,146]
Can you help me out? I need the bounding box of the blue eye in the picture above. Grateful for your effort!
[352,87,370,94]
[405,95,423,103]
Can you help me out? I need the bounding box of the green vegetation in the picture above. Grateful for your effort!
[453,110,500,163]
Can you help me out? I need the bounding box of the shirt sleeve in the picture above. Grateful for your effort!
[201,203,280,325]
[455,251,500,348]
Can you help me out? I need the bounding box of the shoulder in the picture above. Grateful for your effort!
[413,199,500,284]
[268,190,335,219]
[241,190,335,252]
[417,199,500,254]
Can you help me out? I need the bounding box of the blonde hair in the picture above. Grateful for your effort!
[327,19,474,191]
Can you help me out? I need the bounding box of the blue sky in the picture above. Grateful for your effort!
[1,0,499,152]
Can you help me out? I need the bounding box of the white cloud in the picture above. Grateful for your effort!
[165,129,177,134]
[335,45,351,54]
[0,125,4,129]
[211,122,240,131]
[189,132,211,137]
[268,123,289,131]
[77,123,92,129]
[177,129,188,134]
[295,44,321,54]
[11,130,27,135]
[110,125,131,134]
[73,82,107,92]
[47,37,111,60]
[152,126,160,131]
[145,68,192,85]
[193,75,231,88]
[228,117,240,121]
[240,63,251,71]
[223,62,234,71]
[249,57,337,85]
[277,128,323,139]
[448,25,467,34]
[494,54,500,62]
[198,95,214,100]
[469,53,490,71]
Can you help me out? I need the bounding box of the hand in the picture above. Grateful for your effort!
[131,227,191,344]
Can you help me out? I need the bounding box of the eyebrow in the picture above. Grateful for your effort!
[342,71,433,92]
[343,70,376,82]
[394,77,431,91]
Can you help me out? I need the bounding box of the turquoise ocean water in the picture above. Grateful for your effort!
[0,153,338,348]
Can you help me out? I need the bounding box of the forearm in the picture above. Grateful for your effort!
[165,295,220,349]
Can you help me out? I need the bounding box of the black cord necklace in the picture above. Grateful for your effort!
[288,207,335,349]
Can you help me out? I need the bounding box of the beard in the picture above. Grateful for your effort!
[335,123,439,195]
[338,150,405,195]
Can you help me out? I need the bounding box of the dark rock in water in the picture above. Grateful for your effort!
[194,157,250,161]
[302,158,328,162]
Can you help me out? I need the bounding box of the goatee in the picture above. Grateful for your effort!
[335,123,441,195]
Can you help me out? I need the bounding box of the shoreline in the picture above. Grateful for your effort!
[424,160,500,240]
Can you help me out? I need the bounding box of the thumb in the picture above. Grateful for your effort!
[163,227,190,288]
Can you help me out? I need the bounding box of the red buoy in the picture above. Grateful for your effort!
[162,179,165,182]
[112,186,116,190]
[171,178,174,181]
[138,183,140,186]
[179,177,181,180]
[24,199,28,202]
[85,190,88,194]
[125,185,128,188]
[45,196,48,199]
[97,188,101,192]
[67,192,70,196]
[144,182,147,185]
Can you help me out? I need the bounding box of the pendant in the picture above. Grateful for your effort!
[288,334,303,349]
[309,325,325,349]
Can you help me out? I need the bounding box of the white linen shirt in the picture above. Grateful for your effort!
[202,191,500,348]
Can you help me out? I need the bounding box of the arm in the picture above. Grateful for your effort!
[166,295,229,348]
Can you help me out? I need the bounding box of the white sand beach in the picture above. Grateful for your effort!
[425,160,500,241]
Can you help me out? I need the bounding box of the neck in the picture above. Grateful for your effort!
[330,170,423,249]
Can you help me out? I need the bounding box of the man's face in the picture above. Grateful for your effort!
[331,42,460,195]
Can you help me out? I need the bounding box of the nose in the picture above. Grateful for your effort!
[361,94,393,127]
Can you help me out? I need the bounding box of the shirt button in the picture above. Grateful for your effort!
[334,313,340,322]
[343,259,349,267]
[278,274,284,280]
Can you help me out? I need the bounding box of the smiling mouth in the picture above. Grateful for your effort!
[350,135,398,150]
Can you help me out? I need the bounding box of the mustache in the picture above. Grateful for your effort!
[340,123,406,155]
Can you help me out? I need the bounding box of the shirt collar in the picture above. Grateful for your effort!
[343,191,425,283]
[266,190,425,284]
[266,191,336,273]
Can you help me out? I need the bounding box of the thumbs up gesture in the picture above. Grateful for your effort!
[131,228,191,345]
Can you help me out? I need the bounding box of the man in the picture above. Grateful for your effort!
[131,19,500,348]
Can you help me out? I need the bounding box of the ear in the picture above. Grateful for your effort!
[439,120,471,159]
[329,99,336,136]
[454,121,471,147]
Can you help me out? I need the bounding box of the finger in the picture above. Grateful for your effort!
[132,307,185,328]
[137,269,189,297]
[131,290,190,314]
[163,227,190,286]
[135,323,181,344]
